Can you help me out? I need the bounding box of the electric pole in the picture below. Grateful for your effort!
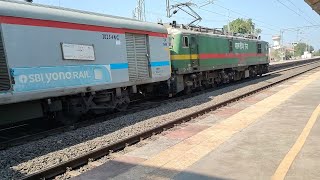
[133,0,146,21]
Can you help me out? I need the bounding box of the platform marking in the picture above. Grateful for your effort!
[272,104,320,180]
[112,71,320,180]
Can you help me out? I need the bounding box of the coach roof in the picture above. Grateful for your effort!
[0,0,167,34]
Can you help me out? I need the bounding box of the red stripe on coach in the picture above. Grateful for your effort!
[0,16,167,37]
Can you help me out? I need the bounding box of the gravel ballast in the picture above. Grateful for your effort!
[0,63,319,180]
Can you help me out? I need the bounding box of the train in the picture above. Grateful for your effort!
[0,0,269,125]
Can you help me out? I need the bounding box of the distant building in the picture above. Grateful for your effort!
[270,35,299,61]
[272,35,281,50]
[301,51,313,59]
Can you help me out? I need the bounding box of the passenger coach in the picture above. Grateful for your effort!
[0,0,171,124]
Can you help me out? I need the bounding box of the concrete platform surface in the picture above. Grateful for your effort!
[73,69,320,180]
[270,57,317,65]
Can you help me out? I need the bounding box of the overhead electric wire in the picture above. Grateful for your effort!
[169,0,320,34]
[146,10,228,22]
[212,2,282,30]
[286,0,320,25]
[196,7,279,32]
[199,1,320,32]
[275,0,315,25]
[170,0,280,32]
[190,0,283,30]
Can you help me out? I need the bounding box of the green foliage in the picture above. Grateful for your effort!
[294,43,314,57]
[223,18,262,35]
[270,49,281,60]
[313,49,320,56]
[255,28,262,35]
[270,49,293,61]
[285,49,294,59]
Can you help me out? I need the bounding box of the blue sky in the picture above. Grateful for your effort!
[31,0,320,49]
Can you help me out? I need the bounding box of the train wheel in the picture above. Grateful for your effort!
[115,95,130,112]
[183,86,192,95]
[116,102,129,112]
[201,81,211,90]
[55,111,78,125]
[210,82,216,89]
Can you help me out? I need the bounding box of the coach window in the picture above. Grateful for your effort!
[229,40,233,53]
[183,36,189,48]
[257,43,262,54]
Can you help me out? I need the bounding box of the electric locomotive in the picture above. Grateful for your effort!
[167,23,269,95]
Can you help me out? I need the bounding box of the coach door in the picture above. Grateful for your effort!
[125,33,150,82]
[0,27,11,91]
[189,35,199,68]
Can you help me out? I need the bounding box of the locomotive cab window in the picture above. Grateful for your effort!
[183,36,189,48]
[257,43,262,54]
[229,40,233,52]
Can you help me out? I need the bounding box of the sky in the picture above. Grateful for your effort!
[29,0,320,49]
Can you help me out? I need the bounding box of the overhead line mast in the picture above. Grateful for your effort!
[133,0,146,21]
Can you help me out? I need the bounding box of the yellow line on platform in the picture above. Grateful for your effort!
[272,104,320,180]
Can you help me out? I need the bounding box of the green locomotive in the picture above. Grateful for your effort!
[167,24,269,95]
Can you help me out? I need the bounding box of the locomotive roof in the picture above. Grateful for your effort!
[0,0,167,34]
[167,26,267,43]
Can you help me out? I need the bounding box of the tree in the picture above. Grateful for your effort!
[270,49,281,60]
[270,48,293,61]
[294,43,314,57]
[223,18,262,35]
[313,49,320,56]
[310,46,315,52]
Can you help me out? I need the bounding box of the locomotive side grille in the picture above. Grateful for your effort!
[125,33,150,81]
[0,27,11,91]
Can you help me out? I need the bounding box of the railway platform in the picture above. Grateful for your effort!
[270,57,319,68]
[270,57,316,65]
[73,69,320,180]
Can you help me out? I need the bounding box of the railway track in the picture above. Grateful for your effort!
[20,60,320,180]
[0,59,319,151]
